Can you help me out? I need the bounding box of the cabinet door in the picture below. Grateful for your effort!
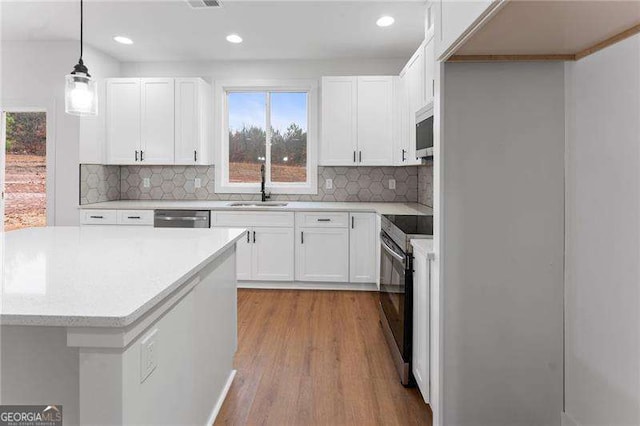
[405,48,425,165]
[424,39,436,102]
[349,213,377,283]
[356,76,394,166]
[175,78,211,165]
[252,227,294,281]
[320,77,358,166]
[395,71,411,165]
[140,78,175,164]
[174,78,199,165]
[296,228,349,282]
[412,252,430,403]
[236,229,253,281]
[106,79,140,165]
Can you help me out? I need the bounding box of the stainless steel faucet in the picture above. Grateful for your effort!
[260,164,270,202]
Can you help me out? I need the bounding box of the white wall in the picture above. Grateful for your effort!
[564,35,640,426]
[441,61,565,425]
[120,58,405,80]
[1,41,120,225]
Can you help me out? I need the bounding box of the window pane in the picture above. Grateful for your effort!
[228,92,266,183]
[270,92,307,183]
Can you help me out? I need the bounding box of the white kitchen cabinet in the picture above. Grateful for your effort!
[211,211,295,282]
[349,213,377,283]
[424,38,436,103]
[296,227,350,282]
[175,78,212,165]
[80,209,118,225]
[116,210,154,226]
[140,78,175,164]
[106,79,141,165]
[320,77,358,166]
[252,227,295,281]
[235,230,253,280]
[320,76,394,166]
[106,77,212,165]
[357,77,394,166]
[395,43,426,166]
[412,241,433,404]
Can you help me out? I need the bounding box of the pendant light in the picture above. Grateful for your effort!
[65,0,97,116]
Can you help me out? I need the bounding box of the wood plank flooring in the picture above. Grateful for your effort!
[215,289,432,426]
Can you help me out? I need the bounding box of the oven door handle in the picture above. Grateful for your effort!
[381,238,406,264]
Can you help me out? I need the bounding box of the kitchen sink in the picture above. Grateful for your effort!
[227,202,289,207]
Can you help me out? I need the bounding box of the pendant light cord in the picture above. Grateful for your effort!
[80,0,83,60]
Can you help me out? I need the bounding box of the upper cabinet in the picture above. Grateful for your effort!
[320,76,394,166]
[175,78,212,165]
[105,77,212,166]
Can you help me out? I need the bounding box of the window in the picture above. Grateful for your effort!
[216,80,318,194]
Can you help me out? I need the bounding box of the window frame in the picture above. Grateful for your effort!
[214,79,318,195]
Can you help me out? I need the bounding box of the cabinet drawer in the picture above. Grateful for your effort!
[117,210,154,226]
[211,211,294,228]
[295,212,349,228]
[80,209,117,225]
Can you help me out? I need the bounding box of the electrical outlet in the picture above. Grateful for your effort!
[143,178,150,188]
[389,179,396,190]
[325,178,333,190]
[194,178,201,188]
[140,329,158,383]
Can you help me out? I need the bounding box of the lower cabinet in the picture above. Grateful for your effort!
[296,227,350,282]
[412,244,432,403]
[349,212,378,283]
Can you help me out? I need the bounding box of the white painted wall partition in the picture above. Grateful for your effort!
[441,61,565,425]
[564,35,640,426]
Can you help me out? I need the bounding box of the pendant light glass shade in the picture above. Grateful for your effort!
[65,72,97,116]
[65,0,97,117]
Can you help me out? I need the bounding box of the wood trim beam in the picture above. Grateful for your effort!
[574,23,640,60]
[448,23,640,63]
[448,54,576,62]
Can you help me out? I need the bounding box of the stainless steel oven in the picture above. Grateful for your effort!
[379,230,413,385]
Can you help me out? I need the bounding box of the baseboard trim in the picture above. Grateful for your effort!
[206,369,236,426]
[238,281,378,291]
[561,411,580,426]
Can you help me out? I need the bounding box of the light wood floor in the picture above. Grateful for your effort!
[215,289,432,426]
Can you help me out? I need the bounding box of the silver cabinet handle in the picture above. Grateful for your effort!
[194,150,197,162]
[402,149,406,162]
[127,216,141,219]
[90,215,104,219]
[140,150,144,161]
[301,231,304,244]
[253,231,256,243]
[246,230,250,243]
[351,216,354,229]
[353,151,356,163]
[135,151,139,161]
[317,218,331,222]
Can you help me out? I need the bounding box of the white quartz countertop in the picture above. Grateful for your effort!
[1,226,245,327]
[79,200,433,216]
[411,239,435,259]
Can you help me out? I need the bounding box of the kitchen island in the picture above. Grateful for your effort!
[0,226,245,425]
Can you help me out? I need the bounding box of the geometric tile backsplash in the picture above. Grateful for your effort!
[80,164,434,207]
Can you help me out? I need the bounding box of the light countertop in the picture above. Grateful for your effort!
[79,200,433,216]
[1,226,245,327]
[411,238,435,259]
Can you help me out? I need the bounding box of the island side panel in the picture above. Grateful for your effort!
[0,326,80,425]
[77,246,237,425]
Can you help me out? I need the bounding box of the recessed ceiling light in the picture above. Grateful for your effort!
[376,16,395,27]
[226,34,243,44]
[113,36,133,45]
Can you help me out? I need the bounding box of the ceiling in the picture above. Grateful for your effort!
[0,0,426,62]
[454,0,640,57]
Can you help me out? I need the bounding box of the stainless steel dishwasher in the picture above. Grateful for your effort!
[153,210,210,228]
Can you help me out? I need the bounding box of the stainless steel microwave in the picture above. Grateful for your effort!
[416,102,434,158]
